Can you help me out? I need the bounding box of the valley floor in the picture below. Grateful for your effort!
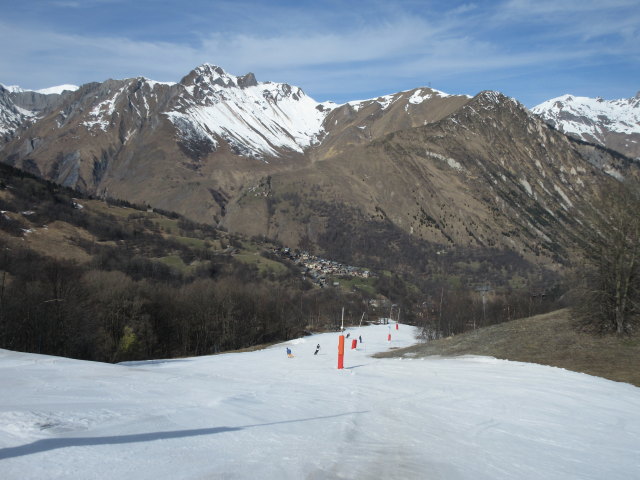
[1,323,639,479]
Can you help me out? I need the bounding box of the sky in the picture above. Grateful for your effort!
[0,0,638,107]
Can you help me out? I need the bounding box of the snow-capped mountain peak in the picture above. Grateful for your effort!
[0,84,24,93]
[533,93,640,135]
[169,65,338,160]
[182,63,245,89]
[532,92,640,159]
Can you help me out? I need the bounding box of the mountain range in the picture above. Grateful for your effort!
[532,92,640,160]
[1,65,638,277]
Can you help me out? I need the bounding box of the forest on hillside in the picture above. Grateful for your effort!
[0,164,564,362]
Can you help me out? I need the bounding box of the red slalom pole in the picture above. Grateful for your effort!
[338,335,345,369]
[351,338,357,350]
[395,322,399,330]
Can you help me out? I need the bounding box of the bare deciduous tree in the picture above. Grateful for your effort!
[572,180,640,334]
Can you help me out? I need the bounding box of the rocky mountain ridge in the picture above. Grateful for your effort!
[161,63,338,160]
[228,89,634,270]
[1,65,637,276]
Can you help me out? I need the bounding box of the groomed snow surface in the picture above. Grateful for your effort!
[1,323,639,479]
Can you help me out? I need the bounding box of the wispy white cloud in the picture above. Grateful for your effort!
[497,0,640,44]
[0,0,638,106]
[198,17,441,69]
[448,3,478,15]
[50,0,125,7]
[0,22,200,87]
[501,0,638,15]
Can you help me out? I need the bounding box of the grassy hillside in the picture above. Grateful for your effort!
[378,309,640,387]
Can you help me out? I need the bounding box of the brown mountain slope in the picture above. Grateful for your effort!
[221,92,633,269]
[1,71,472,231]
[315,88,470,160]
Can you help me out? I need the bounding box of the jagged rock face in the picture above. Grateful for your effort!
[10,89,70,113]
[1,67,637,270]
[532,92,640,160]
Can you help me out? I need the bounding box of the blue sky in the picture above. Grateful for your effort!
[0,0,638,107]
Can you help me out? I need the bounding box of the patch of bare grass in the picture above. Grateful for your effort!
[378,309,640,386]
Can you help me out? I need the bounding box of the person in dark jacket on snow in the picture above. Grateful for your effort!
[314,344,320,355]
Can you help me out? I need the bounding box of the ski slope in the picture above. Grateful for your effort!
[1,323,639,479]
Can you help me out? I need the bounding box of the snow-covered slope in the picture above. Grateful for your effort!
[1,323,639,480]
[532,92,640,158]
[166,64,337,159]
[35,84,79,95]
[0,84,79,95]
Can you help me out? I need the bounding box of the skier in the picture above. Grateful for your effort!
[286,347,294,358]
[314,344,320,355]
[359,335,362,344]
[346,333,350,339]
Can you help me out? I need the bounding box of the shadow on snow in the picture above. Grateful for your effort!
[0,410,369,460]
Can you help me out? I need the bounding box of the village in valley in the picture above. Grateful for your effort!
[272,247,374,288]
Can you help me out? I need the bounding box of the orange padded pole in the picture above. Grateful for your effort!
[338,335,345,369]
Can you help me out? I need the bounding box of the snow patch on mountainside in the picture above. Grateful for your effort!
[0,110,25,136]
[348,86,463,113]
[140,79,176,89]
[408,88,452,104]
[83,86,126,132]
[425,150,466,173]
[0,90,34,137]
[80,79,165,133]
